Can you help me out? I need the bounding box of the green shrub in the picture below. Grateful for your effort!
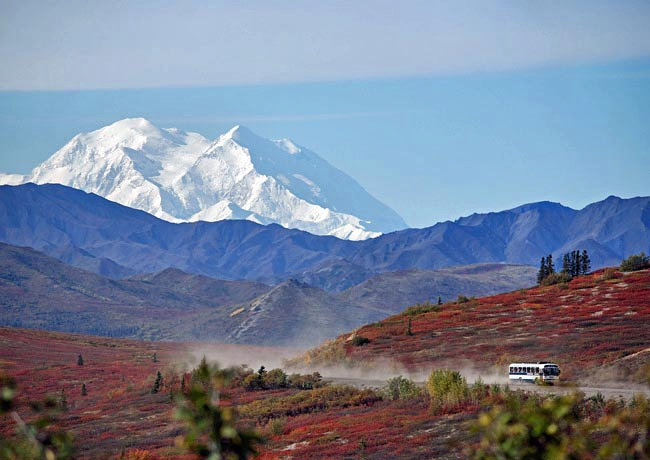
[243,373,264,391]
[351,335,370,346]
[1,374,75,459]
[473,393,586,459]
[600,267,618,281]
[620,252,650,272]
[541,271,572,286]
[473,392,650,459]
[426,369,469,413]
[263,369,288,389]
[239,385,381,424]
[266,417,287,436]
[175,359,262,458]
[457,295,470,304]
[404,301,441,316]
[470,377,490,401]
[287,372,323,390]
[380,376,421,400]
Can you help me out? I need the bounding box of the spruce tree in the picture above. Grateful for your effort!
[406,317,413,336]
[546,254,555,275]
[537,257,547,284]
[437,296,442,305]
[562,253,570,274]
[81,383,87,396]
[152,371,163,394]
[77,354,84,366]
[152,352,158,363]
[255,366,267,390]
[581,250,591,275]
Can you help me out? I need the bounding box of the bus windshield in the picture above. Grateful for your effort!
[543,366,560,376]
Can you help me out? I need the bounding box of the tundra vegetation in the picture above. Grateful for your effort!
[620,252,650,272]
[3,360,649,459]
[293,266,650,384]
[0,263,649,458]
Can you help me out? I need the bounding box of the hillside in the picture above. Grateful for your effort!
[295,268,650,382]
[0,243,269,339]
[1,184,647,290]
[195,280,379,347]
[0,243,536,347]
[341,263,536,312]
[0,326,477,459]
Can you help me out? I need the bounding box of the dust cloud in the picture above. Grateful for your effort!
[178,343,514,387]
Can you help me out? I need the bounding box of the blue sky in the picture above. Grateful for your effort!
[1,1,649,227]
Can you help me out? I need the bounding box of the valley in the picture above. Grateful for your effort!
[0,242,536,346]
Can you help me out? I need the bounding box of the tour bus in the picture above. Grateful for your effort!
[508,362,561,383]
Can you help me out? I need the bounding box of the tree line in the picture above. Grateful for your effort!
[537,249,591,285]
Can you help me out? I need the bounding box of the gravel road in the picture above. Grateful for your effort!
[325,377,650,400]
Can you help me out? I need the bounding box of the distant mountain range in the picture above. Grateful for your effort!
[0,184,647,291]
[0,242,535,346]
[0,118,406,240]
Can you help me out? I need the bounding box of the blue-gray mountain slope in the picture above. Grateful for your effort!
[0,183,648,290]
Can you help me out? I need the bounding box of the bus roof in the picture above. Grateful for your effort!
[508,362,558,367]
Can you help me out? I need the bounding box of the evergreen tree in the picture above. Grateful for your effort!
[181,375,186,394]
[537,257,547,284]
[152,352,158,363]
[581,250,591,275]
[152,371,163,394]
[546,254,555,275]
[257,366,266,379]
[437,296,442,305]
[562,253,570,274]
[81,383,87,396]
[406,317,413,336]
[77,354,84,366]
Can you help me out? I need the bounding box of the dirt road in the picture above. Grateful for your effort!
[325,377,650,400]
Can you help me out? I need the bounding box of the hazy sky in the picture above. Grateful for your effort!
[1,1,649,227]
[2,0,650,90]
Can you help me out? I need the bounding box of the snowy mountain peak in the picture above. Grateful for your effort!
[89,117,169,144]
[274,138,302,155]
[1,119,406,240]
[222,124,243,139]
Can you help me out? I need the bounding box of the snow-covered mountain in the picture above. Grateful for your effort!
[2,118,406,239]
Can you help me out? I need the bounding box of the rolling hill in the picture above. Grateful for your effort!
[0,242,536,347]
[293,267,650,382]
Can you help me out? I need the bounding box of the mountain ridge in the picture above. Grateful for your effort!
[0,183,648,291]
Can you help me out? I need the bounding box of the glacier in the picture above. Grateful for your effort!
[1,118,406,240]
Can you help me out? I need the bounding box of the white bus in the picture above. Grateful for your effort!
[508,362,560,384]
